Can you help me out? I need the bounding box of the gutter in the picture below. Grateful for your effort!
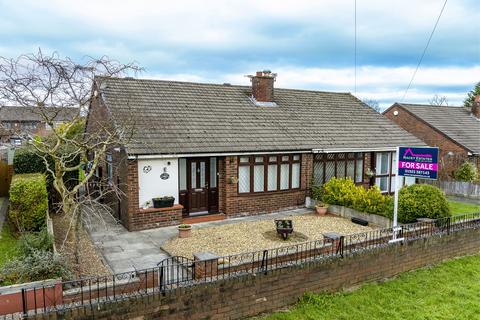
[128,150,312,160]
[128,145,429,160]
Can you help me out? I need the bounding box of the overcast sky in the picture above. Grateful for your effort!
[0,0,478,108]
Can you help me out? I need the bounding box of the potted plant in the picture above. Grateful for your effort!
[152,196,175,208]
[315,202,329,216]
[311,184,328,215]
[178,224,192,238]
[275,219,293,240]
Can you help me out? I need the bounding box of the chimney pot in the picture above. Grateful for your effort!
[251,70,276,102]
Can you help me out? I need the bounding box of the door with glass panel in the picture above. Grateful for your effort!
[181,157,218,215]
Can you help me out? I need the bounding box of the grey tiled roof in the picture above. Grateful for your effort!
[396,103,480,154]
[0,106,79,122]
[98,77,425,155]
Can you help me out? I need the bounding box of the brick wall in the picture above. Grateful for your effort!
[384,105,470,179]
[129,205,183,231]
[40,227,480,320]
[219,154,312,217]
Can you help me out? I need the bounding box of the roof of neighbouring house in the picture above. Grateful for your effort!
[0,106,80,122]
[389,103,480,154]
[95,77,425,155]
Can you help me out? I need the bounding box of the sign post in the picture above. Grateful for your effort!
[390,146,439,242]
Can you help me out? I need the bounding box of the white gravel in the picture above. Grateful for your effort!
[162,214,373,259]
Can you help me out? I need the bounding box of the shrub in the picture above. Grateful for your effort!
[13,147,46,174]
[310,184,325,202]
[397,184,450,223]
[0,251,71,284]
[18,229,53,257]
[353,186,393,216]
[322,177,358,207]
[454,161,477,182]
[322,177,393,217]
[8,173,48,231]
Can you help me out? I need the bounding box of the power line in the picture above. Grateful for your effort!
[402,0,448,101]
[354,0,357,95]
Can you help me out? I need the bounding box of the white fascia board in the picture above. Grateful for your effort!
[313,145,430,153]
[313,147,397,153]
[129,150,312,160]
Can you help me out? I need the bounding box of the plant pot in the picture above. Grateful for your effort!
[316,206,328,216]
[152,197,175,208]
[178,226,192,238]
[275,219,293,240]
[276,227,293,240]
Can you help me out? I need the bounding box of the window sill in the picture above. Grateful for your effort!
[237,189,303,197]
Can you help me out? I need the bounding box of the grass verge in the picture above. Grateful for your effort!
[262,255,480,320]
[449,200,480,215]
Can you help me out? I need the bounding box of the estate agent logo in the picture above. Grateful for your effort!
[398,147,439,180]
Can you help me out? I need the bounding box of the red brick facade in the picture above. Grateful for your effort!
[217,154,312,218]
[384,104,476,179]
[121,154,312,230]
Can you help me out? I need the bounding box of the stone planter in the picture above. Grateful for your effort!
[327,204,392,228]
[178,225,192,238]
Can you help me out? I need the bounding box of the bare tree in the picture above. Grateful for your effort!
[0,50,141,264]
[361,98,382,113]
[429,94,449,106]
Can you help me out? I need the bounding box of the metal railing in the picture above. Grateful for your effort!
[4,212,480,318]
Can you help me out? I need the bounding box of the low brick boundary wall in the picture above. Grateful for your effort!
[27,227,480,320]
[130,204,183,230]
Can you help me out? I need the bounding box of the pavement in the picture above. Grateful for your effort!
[86,207,312,274]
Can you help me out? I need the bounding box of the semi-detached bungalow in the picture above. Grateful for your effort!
[86,70,424,231]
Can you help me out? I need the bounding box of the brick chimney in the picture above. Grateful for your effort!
[250,70,276,102]
[472,95,480,119]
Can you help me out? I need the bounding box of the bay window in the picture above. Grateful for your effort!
[238,154,301,194]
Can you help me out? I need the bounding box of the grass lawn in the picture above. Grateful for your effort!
[262,255,480,320]
[0,221,20,268]
[449,200,480,215]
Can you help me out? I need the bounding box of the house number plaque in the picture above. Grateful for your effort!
[160,167,169,180]
[160,172,170,180]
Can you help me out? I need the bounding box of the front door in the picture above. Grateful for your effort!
[187,158,209,213]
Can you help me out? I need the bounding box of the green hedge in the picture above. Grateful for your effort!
[8,173,48,232]
[397,184,450,223]
[321,177,392,217]
[13,147,46,174]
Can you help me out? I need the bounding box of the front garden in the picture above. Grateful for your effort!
[261,254,480,320]
[162,214,372,259]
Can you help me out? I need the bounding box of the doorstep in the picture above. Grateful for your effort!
[182,213,226,224]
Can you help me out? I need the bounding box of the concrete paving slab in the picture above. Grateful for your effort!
[85,205,312,274]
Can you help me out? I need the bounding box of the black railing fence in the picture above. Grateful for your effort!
[3,212,480,318]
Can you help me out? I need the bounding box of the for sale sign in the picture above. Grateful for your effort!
[398,147,439,180]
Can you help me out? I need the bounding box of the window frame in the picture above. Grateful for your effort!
[373,151,396,194]
[237,154,301,194]
[313,152,365,185]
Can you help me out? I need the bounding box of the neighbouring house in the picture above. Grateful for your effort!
[383,98,480,179]
[86,71,424,231]
[0,106,80,146]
